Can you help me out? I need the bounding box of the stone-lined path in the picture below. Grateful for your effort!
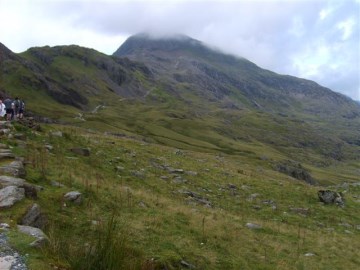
[0,121,31,270]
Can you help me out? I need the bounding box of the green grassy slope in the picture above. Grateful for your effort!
[2,122,359,269]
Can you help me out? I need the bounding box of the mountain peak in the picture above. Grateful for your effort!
[113,33,204,57]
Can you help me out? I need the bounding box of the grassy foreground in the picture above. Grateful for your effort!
[1,121,359,270]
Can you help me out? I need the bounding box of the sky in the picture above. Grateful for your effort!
[0,0,359,101]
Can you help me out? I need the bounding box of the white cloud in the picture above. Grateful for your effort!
[336,17,356,40]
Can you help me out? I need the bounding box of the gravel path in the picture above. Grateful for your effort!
[0,232,28,270]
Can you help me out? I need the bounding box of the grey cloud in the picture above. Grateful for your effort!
[9,0,360,100]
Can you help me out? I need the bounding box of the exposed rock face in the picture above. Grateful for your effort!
[318,190,344,206]
[275,160,316,185]
[0,186,25,209]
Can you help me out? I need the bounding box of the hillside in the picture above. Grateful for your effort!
[0,34,359,269]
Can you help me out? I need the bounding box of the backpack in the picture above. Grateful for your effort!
[14,99,20,109]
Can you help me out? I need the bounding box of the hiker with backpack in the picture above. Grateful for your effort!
[3,97,13,121]
[14,97,25,119]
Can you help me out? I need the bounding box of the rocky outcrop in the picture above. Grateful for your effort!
[274,160,316,185]
[318,190,344,206]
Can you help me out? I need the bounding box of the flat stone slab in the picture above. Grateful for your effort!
[0,176,26,188]
[0,143,9,149]
[0,186,25,209]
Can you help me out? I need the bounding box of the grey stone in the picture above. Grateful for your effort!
[0,143,9,149]
[0,255,16,270]
[0,223,10,230]
[0,186,25,209]
[70,147,90,156]
[50,180,64,187]
[0,176,26,188]
[64,191,82,204]
[13,133,26,140]
[318,190,345,206]
[44,144,53,151]
[180,260,195,269]
[0,160,26,178]
[50,131,63,137]
[289,207,310,216]
[20,203,47,229]
[0,151,15,160]
[17,225,48,247]
[246,223,262,229]
[304,253,315,257]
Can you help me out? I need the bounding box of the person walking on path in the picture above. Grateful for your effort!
[0,99,5,118]
[14,97,25,119]
[3,97,13,121]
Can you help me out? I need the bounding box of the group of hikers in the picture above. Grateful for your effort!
[0,97,25,121]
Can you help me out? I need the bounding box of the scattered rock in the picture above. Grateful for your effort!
[64,191,82,204]
[0,143,9,149]
[0,186,25,209]
[70,147,90,156]
[44,144,53,151]
[50,180,64,188]
[0,151,15,160]
[178,190,212,207]
[246,223,262,230]
[247,193,260,201]
[275,160,316,185]
[50,131,63,137]
[13,133,26,140]
[318,190,344,206]
[0,223,10,230]
[0,255,16,270]
[289,207,310,216]
[185,171,198,176]
[167,167,184,174]
[17,225,48,247]
[304,253,315,257]
[20,203,47,229]
[0,160,26,178]
[0,176,26,188]
[228,183,237,190]
[180,260,195,269]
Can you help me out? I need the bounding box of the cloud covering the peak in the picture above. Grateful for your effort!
[0,0,359,100]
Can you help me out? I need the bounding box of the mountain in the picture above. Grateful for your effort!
[1,36,360,269]
[114,33,359,116]
[1,35,359,183]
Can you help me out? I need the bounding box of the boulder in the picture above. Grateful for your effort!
[64,191,82,204]
[0,143,9,149]
[70,147,90,156]
[0,176,37,199]
[318,190,344,206]
[20,203,47,229]
[0,186,25,209]
[17,225,48,247]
